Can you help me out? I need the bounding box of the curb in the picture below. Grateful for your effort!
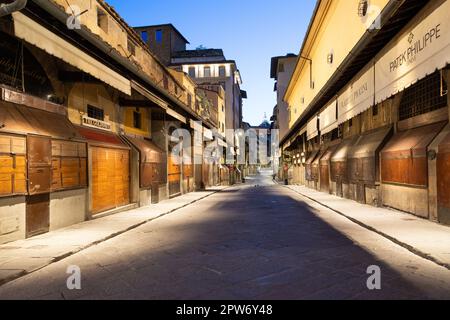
[0,186,230,288]
[281,185,450,271]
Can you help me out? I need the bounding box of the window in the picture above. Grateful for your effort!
[187,94,192,107]
[222,105,224,112]
[97,8,108,33]
[155,29,163,43]
[188,67,196,78]
[278,63,285,73]
[222,123,225,132]
[87,105,104,121]
[358,0,369,17]
[127,37,136,56]
[133,110,142,129]
[141,31,148,43]
[399,70,447,121]
[349,118,353,128]
[204,66,211,78]
[219,66,226,77]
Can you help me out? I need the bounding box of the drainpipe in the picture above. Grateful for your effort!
[0,0,27,17]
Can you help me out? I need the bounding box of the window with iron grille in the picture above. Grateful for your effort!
[399,71,447,121]
[87,105,104,121]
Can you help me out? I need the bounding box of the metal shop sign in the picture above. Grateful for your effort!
[82,115,112,131]
[375,0,450,103]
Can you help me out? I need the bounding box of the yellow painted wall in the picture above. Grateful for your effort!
[51,0,185,106]
[122,107,151,137]
[67,83,119,133]
[286,0,389,128]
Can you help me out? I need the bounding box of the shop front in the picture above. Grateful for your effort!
[305,117,320,188]
[0,95,87,243]
[319,145,338,194]
[347,126,392,205]
[373,0,450,219]
[437,129,450,225]
[330,137,358,198]
[77,127,130,215]
[381,121,447,217]
[123,136,166,205]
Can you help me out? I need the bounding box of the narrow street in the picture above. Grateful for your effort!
[1,170,450,300]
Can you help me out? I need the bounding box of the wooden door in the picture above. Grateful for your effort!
[320,164,330,193]
[168,154,181,197]
[26,194,50,238]
[91,147,130,214]
[26,136,51,237]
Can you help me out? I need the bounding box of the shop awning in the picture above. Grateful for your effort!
[0,100,84,141]
[320,145,339,164]
[305,149,320,165]
[77,126,129,150]
[375,0,450,104]
[204,128,213,141]
[131,81,168,110]
[313,149,327,165]
[348,126,392,159]
[381,122,447,160]
[217,139,227,148]
[319,100,338,135]
[166,107,187,124]
[123,136,165,163]
[307,117,319,141]
[331,137,359,162]
[338,65,375,125]
[12,12,132,96]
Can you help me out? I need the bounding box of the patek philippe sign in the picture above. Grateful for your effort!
[81,115,112,131]
[389,25,442,73]
[375,0,450,103]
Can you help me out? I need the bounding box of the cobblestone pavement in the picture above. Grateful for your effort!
[1,171,450,300]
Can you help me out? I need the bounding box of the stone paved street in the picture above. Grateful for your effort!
[1,171,450,300]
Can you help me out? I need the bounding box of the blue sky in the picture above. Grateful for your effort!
[106,0,316,126]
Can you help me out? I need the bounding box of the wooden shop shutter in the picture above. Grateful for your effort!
[0,135,27,196]
[51,140,88,191]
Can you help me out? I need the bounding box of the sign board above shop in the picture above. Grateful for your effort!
[337,65,375,125]
[375,0,450,104]
[82,115,112,132]
[319,99,338,135]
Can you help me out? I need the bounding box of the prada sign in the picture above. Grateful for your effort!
[337,65,375,124]
[82,115,112,131]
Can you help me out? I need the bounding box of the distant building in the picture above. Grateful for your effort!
[270,54,297,141]
[134,24,190,66]
[171,49,246,133]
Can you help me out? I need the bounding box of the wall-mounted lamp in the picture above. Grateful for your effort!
[327,53,334,65]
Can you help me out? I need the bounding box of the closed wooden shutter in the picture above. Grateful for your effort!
[0,135,27,196]
[51,140,87,191]
[91,147,130,214]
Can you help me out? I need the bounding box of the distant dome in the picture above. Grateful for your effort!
[260,120,271,129]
